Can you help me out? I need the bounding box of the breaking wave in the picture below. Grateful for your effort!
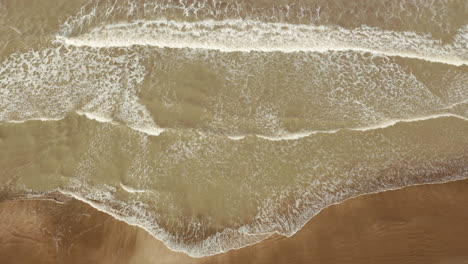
[57,19,468,66]
[1,0,467,258]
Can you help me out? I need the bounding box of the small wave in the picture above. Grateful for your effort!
[76,110,113,123]
[441,99,468,110]
[0,47,164,136]
[234,113,468,141]
[119,183,147,194]
[76,110,165,136]
[57,19,468,66]
[1,117,64,124]
[256,130,338,141]
[1,112,466,140]
[4,112,466,258]
[226,135,245,140]
[349,113,468,131]
[58,189,271,257]
[58,167,468,258]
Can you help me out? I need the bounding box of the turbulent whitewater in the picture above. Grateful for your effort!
[1,0,468,258]
[57,19,468,66]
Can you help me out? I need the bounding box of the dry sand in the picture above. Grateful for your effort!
[1,179,468,264]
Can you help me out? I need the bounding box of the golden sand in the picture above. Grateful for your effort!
[2,179,468,264]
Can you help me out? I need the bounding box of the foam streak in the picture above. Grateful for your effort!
[57,19,468,66]
[254,113,468,141]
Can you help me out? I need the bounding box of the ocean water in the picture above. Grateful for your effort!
[0,0,467,257]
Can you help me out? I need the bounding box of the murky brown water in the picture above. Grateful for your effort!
[0,0,467,257]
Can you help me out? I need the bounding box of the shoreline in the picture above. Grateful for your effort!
[1,177,468,263]
[62,174,468,258]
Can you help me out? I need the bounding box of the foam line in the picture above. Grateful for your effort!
[349,113,468,131]
[74,111,165,136]
[58,189,271,258]
[2,113,466,140]
[227,135,246,140]
[58,177,468,257]
[441,99,468,110]
[2,117,64,124]
[256,130,338,141]
[120,183,147,193]
[56,19,468,66]
[253,113,468,141]
[0,47,165,137]
[1,112,165,136]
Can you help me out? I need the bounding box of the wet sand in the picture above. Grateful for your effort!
[1,179,468,264]
[1,0,467,257]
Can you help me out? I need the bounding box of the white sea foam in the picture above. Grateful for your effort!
[349,113,468,131]
[120,183,147,193]
[2,117,64,124]
[58,169,468,258]
[2,0,467,258]
[77,113,467,140]
[0,47,163,135]
[58,188,271,258]
[226,135,245,140]
[132,125,165,136]
[10,113,468,258]
[57,19,468,66]
[1,111,465,140]
[256,130,337,141]
[239,113,468,141]
[442,99,468,110]
[74,110,165,136]
[76,110,114,123]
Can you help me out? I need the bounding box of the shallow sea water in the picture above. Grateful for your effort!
[0,0,467,257]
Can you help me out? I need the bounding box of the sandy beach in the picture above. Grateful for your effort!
[1,1,467,262]
[1,179,468,264]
